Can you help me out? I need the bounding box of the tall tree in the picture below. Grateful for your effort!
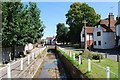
[56,23,68,44]
[27,2,45,43]
[2,2,24,59]
[66,2,100,44]
[2,1,45,60]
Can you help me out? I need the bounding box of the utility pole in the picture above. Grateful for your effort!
[82,20,87,50]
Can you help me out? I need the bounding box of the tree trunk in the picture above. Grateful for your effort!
[11,45,15,60]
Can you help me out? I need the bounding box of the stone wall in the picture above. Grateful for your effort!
[57,50,88,79]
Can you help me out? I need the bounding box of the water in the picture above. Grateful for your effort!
[38,49,67,78]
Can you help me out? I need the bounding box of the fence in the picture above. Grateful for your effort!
[0,46,46,79]
[58,47,119,79]
[1,43,35,64]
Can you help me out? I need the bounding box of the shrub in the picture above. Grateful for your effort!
[90,53,104,60]
[82,50,91,59]
[81,50,104,60]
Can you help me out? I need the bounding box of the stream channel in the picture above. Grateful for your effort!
[38,48,68,79]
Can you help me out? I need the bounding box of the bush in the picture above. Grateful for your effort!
[81,50,104,60]
[90,53,104,60]
[82,50,91,59]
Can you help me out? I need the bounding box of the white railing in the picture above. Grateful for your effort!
[0,46,46,79]
[58,47,119,79]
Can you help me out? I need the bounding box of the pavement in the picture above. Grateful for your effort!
[0,46,46,79]
[17,49,47,78]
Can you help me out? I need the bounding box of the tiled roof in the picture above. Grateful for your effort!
[46,37,52,40]
[86,26,94,34]
[97,19,116,32]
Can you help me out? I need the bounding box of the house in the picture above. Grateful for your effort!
[116,17,120,46]
[115,1,120,46]
[45,36,56,45]
[118,1,120,17]
[93,13,116,49]
[81,26,94,49]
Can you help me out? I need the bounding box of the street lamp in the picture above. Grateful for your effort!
[82,20,87,50]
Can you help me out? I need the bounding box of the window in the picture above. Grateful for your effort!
[98,41,101,45]
[94,41,96,45]
[97,32,101,36]
[82,34,85,37]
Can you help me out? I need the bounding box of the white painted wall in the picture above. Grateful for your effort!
[116,24,120,36]
[102,32,115,49]
[93,27,103,49]
[118,1,120,17]
[46,40,50,44]
[93,26,115,49]
[81,27,93,42]
[116,24,120,45]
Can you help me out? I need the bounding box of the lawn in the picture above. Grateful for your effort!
[58,48,119,79]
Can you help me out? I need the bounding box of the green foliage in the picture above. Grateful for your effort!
[58,48,118,78]
[66,2,100,44]
[2,2,45,60]
[90,53,104,60]
[2,2,45,47]
[81,50,103,60]
[82,50,91,59]
[56,23,69,44]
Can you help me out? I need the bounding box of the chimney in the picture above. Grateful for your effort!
[108,13,114,28]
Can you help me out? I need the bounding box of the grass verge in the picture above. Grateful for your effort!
[57,48,119,79]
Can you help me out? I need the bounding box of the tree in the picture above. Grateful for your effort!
[56,23,68,44]
[27,2,45,43]
[66,2,100,44]
[2,2,24,60]
[2,1,45,60]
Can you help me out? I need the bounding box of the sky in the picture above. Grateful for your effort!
[22,1,119,39]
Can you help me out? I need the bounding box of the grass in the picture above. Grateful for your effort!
[58,48,119,79]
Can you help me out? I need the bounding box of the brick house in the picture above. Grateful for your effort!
[81,26,94,49]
